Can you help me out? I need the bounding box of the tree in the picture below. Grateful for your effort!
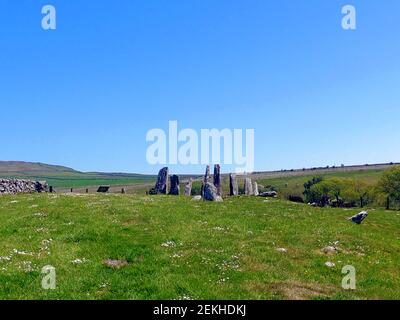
[351,180,370,208]
[303,177,323,203]
[308,178,356,207]
[378,166,400,209]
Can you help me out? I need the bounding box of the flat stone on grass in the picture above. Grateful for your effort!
[103,259,129,269]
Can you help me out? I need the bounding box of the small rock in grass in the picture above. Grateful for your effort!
[325,261,335,268]
[276,248,287,253]
[321,246,338,255]
[103,259,128,269]
[161,240,176,248]
[71,258,87,264]
[192,195,202,201]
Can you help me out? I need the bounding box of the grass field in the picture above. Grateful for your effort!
[0,193,399,300]
[0,172,155,189]
[0,161,155,189]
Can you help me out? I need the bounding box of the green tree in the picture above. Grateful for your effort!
[351,180,370,208]
[378,166,400,209]
[303,177,323,203]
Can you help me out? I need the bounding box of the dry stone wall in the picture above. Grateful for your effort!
[0,179,48,194]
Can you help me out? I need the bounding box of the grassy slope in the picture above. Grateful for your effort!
[254,169,384,197]
[0,193,399,300]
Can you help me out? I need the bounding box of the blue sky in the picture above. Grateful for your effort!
[1,0,399,174]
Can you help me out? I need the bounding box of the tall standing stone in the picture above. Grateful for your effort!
[253,181,259,196]
[169,175,180,195]
[213,164,222,196]
[244,178,253,195]
[201,165,210,197]
[229,174,238,196]
[154,167,169,194]
[184,178,193,196]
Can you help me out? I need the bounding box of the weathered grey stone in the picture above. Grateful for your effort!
[244,178,253,195]
[192,195,202,201]
[253,182,259,196]
[259,191,277,198]
[213,164,222,196]
[349,211,368,224]
[203,182,223,202]
[169,175,180,195]
[201,165,210,197]
[229,174,238,196]
[154,167,169,194]
[321,246,338,255]
[184,178,193,196]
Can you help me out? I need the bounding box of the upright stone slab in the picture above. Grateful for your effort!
[184,178,193,196]
[201,165,211,197]
[203,182,223,202]
[253,181,259,196]
[229,174,238,196]
[244,178,253,195]
[213,164,222,196]
[169,175,180,195]
[154,167,169,194]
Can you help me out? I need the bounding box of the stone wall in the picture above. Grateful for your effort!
[0,179,48,195]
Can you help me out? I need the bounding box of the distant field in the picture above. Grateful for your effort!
[0,172,155,189]
[0,193,399,299]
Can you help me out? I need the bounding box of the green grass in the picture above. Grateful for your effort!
[0,172,154,188]
[0,193,399,300]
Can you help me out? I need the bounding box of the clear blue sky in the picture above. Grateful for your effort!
[1,0,399,174]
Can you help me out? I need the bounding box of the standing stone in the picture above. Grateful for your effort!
[203,182,223,202]
[49,186,53,193]
[154,167,169,194]
[229,174,238,196]
[70,188,73,193]
[201,165,211,197]
[184,178,193,196]
[169,175,180,195]
[253,182,259,196]
[121,188,126,194]
[244,178,253,195]
[213,164,222,196]
[86,188,89,193]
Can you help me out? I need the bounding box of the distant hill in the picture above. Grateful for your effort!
[0,161,155,189]
[0,161,78,175]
